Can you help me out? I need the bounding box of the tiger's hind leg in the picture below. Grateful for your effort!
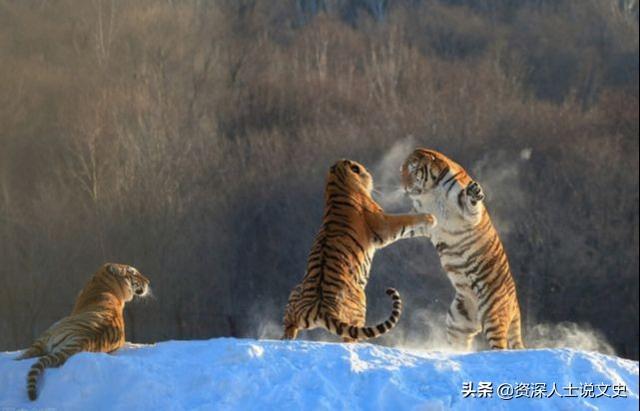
[446,294,481,351]
[282,310,300,340]
[482,313,510,350]
[15,346,44,360]
[282,325,299,340]
[281,307,301,340]
[507,311,525,349]
[16,340,46,360]
[341,318,365,343]
[282,285,302,340]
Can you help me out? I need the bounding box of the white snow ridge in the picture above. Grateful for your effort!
[1,338,638,410]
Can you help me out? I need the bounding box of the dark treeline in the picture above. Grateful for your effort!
[0,0,638,359]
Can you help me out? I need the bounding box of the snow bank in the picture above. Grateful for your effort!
[1,338,637,410]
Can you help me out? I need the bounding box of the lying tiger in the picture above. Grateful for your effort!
[402,148,524,350]
[283,159,437,342]
[16,263,150,400]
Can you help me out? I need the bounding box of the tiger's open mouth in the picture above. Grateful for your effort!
[134,285,149,297]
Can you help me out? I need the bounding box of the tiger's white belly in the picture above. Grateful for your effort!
[413,197,475,294]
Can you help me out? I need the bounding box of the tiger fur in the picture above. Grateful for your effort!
[16,263,150,400]
[401,148,524,350]
[283,159,437,342]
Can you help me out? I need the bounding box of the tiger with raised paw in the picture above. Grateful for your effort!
[283,159,437,342]
[401,148,524,350]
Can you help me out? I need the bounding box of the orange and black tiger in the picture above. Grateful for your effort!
[283,159,437,342]
[16,263,150,401]
[401,148,524,350]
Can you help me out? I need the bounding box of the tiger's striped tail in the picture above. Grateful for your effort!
[324,288,402,341]
[27,347,80,401]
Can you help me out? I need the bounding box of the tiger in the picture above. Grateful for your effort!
[282,159,437,342]
[401,148,524,350]
[16,263,150,401]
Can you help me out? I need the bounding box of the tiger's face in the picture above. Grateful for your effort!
[329,159,374,194]
[401,149,451,196]
[105,263,150,301]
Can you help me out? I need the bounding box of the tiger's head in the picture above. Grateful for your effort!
[103,263,151,302]
[401,148,466,196]
[73,263,151,314]
[328,159,374,195]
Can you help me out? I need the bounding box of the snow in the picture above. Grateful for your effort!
[1,338,638,410]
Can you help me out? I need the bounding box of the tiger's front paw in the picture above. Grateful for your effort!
[466,181,485,205]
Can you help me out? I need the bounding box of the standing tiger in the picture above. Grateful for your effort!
[16,263,150,401]
[283,159,437,342]
[401,148,524,350]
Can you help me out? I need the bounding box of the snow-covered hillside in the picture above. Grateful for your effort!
[1,338,638,410]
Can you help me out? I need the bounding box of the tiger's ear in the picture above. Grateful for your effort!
[106,264,121,276]
[432,156,449,174]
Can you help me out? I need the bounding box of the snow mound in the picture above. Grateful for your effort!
[1,338,638,410]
